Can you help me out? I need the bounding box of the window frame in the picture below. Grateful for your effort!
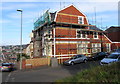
[78,16,84,24]
[77,30,88,39]
[93,32,98,39]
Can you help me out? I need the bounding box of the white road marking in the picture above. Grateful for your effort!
[5,72,11,82]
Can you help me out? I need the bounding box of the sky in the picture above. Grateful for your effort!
[0,0,119,46]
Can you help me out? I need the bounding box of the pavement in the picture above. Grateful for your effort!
[2,60,100,82]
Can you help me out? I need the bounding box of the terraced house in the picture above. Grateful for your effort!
[33,5,111,61]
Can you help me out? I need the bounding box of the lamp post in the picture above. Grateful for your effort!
[17,9,23,70]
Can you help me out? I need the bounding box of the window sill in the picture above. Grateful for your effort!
[77,38,90,39]
[93,38,99,39]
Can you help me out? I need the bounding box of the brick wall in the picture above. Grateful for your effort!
[22,58,50,69]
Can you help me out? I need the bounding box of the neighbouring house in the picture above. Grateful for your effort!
[105,26,120,50]
[33,5,111,61]
[23,33,34,58]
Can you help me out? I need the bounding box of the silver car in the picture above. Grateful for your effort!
[63,54,87,65]
[100,52,120,65]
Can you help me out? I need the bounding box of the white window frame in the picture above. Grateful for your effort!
[78,43,88,54]
[76,30,88,39]
[106,43,111,52]
[77,30,82,38]
[82,31,87,38]
[78,16,84,24]
[93,32,98,39]
[92,43,101,53]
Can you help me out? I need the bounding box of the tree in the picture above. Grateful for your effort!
[17,53,30,61]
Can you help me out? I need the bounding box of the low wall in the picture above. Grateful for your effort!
[23,57,50,69]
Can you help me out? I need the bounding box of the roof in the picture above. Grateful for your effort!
[105,26,120,32]
[105,26,120,42]
[58,5,86,17]
[89,26,102,31]
[55,5,89,25]
[34,5,102,32]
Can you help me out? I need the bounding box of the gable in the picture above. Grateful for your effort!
[55,5,88,25]
[58,5,85,17]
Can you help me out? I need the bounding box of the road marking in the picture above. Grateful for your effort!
[11,77,15,82]
[5,72,11,82]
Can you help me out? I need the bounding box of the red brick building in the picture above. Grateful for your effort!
[33,5,111,60]
[105,26,120,50]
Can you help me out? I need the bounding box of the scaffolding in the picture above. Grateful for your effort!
[34,10,51,30]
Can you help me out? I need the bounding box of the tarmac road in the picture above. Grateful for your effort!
[2,60,100,82]
[2,72,11,82]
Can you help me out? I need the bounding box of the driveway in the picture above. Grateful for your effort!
[5,61,100,82]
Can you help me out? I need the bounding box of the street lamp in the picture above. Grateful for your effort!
[17,9,23,70]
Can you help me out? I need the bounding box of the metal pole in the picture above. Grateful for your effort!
[53,27,56,58]
[17,9,23,70]
[20,11,22,70]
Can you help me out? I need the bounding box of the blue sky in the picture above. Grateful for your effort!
[0,0,119,46]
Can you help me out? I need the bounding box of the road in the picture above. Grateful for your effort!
[2,72,11,82]
[2,60,100,82]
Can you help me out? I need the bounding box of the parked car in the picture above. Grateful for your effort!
[110,48,120,53]
[63,54,87,65]
[113,48,120,52]
[0,63,2,71]
[87,52,109,61]
[1,63,15,72]
[100,52,120,65]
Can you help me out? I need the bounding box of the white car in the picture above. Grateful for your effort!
[100,52,120,65]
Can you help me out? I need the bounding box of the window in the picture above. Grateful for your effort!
[92,43,101,53]
[48,30,52,38]
[77,31,81,38]
[78,55,82,57]
[82,31,87,38]
[108,54,119,59]
[77,30,87,38]
[93,32,98,39]
[78,44,88,54]
[78,16,84,24]
[106,44,111,52]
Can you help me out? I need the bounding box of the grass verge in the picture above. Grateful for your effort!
[56,62,120,83]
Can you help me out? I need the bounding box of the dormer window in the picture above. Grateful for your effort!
[78,16,84,24]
